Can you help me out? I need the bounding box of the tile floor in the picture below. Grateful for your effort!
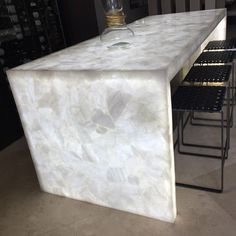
[1,107,236,236]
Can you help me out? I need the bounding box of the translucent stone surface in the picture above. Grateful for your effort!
[7,9,226,223]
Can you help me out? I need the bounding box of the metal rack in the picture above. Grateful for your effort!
[0,0,66,150]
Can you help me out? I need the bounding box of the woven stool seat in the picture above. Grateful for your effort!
[205,39,236,51]
[194,51,235,64]
[184,65,231,83]
[172,86,226,112]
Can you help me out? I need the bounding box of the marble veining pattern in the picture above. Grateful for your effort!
[7,9,226,223]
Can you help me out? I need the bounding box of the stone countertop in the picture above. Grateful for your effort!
[10,9,225,81]
[6,9,226,223]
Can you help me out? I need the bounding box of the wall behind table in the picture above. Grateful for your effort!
[57,0,99,46]
[148,0,226,15]
[57,0,148,44]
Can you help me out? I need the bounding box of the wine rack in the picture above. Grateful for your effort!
[0,0,65,150]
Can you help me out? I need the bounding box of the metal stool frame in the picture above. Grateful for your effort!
[191,51,235,128]
[173,86,230,193]
[203,41,236,101]
[183,65,234,129]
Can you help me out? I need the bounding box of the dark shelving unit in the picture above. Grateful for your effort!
[0,0,66,150]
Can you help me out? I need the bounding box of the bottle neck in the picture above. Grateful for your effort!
[105,10,126,27]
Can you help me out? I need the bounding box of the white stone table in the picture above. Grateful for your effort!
[7,9,226,223]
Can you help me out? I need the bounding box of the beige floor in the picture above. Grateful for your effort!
[1,113,236,236]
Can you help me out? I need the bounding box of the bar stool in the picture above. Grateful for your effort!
[203,40,236,101]
[191,51,235,125]
[183,65,233,128]
[194,51,235,96]
[194,51,235,65]
[172,86,230,193]
[204,39,236,51]
[203,40,236,79]
[184,65,232,84]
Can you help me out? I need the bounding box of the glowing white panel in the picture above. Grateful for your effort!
[7,9,226,223]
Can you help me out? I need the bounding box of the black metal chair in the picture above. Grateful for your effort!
[172,43,235,193]
[202,40,236,103]
[184,65,232,84]
[204,38,236,51]
[183,65,233,128]
[172,86,230,193]
[191,51,235,125]
[194,51,235,65]
[203,40,236,83]
[193,50,235,98]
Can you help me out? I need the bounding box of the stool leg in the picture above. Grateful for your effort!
[220,111,226,193]
[179,112,225,159]
[175,112,225,194]
[230,66,234,126]
[177,112,181,154]
[233,62,236,105]
[227,86,231,151]
[174,112,179,149]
